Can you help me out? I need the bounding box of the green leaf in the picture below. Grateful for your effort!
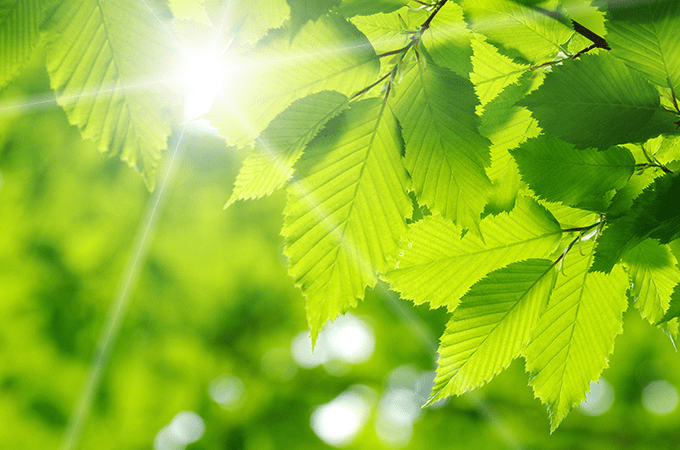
[462,0,573,64]
[522,53,680,150]
[480,73,542,215]
[470,36,529,109]
[220,0,290,45]
[429,259,556,403]
[593,174,680,272]
[282,98,412,340]
[168,0,210,24]
[227,91,349,206]
[383,196,563,310]
[606,169,661,220]
[524,240,628,432]
[43,0,178,189]
[0,0,40,89]
[511,138,636,211]
[607,0,680,93]
[339,0,405,17]
[350,8,410,57]
[391,58,491,231]
[623,239,680,326]
[209,13,379,148]
[658,283,680,324]
[420,1,473,76]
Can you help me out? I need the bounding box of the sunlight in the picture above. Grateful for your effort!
[579,378,615,416]
[642,380,679,415]
[311,388,372,447]
[181,47,231,121]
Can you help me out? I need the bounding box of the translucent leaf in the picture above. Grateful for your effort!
[168,0,210,24]
[429,259,556,403]
[43,0,178,189]
[607,0,680,93]
[390,59,491,231]
[511,138,636,211]
[658,283,680,324]
[0,0,40,89]
[593,174,680,273]
[220,0,290,45]
[209,13,379,148]
[462,0,573,64]
[623,239,680,325]
[383,196,563,310]
[339,0,405,17]
[282,98,412,340]
[470,36,529,108]
[350,8,410,58]
[524,240,628,432]
[227,91,349,206]
[480,74,541,215]
[521,53,679,149]
[421,1,473,76]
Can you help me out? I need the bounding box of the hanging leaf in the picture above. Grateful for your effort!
[282,98,412,341]
[429,259,556,403]
[524,240,628,432]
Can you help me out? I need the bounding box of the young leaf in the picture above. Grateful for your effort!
[43,0,178,189]
[658,283,680,324]
[510,138,636,211]
[282,98,412,341]
[521,53,680,149]
[524,240,628,432]
[227,91,349,206]
[607,0,680,93]
[209,13,379,148]
[470,36,529,109]
[390,58,491,231]
[420,1,473,77]
[0,0,40,89]
[429,259,556,403]
[383,196,563,311]
[350,8,410,57]
[623,239,680,326]
[462,0,573,64]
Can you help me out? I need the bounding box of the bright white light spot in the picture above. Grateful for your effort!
[292,314,374,371]
[642,380,679,415]
[580,378,615,416]
[209,374,246,410]
[326,315,375,364]
[168,411,205,445]
[261,347,298,382]
[182,49,228,121]
[153,426,183,450]
[311,390,371,447]
[378,387,421,426]
[375,414,413,449]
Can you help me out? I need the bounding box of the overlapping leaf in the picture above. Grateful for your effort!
[521,53,680,150]
[283,98,412,340]
[429,259,556,403]
[43,0,178,189]
[420,1,473,76]
[524,240,628,432]
[607,0,680,93]
[383,196,563,310]
[217,0,290,45]
[511,138,636,210]
[0,0,40,89]
[227,91,349,205]
[623,239,680,325]
[390,58,491,231]
[462,0,573,63]
[339,0,405,17]
[209,13,379,148]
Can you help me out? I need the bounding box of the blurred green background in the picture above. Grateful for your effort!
[2,48,680,450]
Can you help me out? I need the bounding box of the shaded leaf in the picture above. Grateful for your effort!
[658,282,680,324]
[511,138,636,211]
[283,98,412,340]
[339,0,405,17]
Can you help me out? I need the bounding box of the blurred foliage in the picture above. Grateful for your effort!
[2,45,680,450]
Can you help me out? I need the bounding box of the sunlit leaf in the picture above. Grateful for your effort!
[339,0,405,17]
[283,98,412,340]
[43,0,178,189]
[383,196,562,310]
[524,240,628,432]
[470,36,529,108]
[429,259,556,402]
[0,0,40,89]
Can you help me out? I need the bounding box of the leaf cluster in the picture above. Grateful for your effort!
[2,0,680,431]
